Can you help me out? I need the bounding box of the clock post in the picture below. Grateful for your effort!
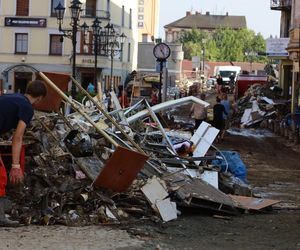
[153,43,171,103]
[158,59,164,103]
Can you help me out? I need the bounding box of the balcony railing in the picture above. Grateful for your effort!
[270,0,292,10]
[81,9,110,20]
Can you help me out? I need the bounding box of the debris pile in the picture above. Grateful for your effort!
[232,83,290,129]
[2,73,280,226]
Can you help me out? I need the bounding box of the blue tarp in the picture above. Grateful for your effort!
[212,151,247,183]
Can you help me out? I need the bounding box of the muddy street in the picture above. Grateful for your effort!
[134,129,300,250]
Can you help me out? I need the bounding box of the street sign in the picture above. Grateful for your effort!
[266,38,289,57]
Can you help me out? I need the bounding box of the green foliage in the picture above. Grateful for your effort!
[179,27,267,63]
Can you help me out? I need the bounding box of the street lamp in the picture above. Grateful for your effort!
[54,0,83,99]
[105,24,127,92]
[81,17,107,92]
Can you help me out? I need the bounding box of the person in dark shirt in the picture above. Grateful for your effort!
[0,80,47,226]
[213,96,227,142]
[216,74,223,95]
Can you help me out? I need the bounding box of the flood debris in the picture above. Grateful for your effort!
[2,72,280,227]
[232,83,290,131]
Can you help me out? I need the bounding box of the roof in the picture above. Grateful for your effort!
[164,12,246,30]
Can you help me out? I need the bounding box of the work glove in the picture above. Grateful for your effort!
[9,165,24,185]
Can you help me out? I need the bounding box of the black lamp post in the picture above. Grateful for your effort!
[54,0,83,99]
[105,24,126,92]
[81,18,106,92]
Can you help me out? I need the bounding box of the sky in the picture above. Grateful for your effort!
[159,0,281,39]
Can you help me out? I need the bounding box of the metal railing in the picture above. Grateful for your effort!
[270,0,292,9]
[81,9,110,20]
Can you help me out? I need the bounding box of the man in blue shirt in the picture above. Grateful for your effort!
[86,82,95,94]
[0,80,47,226]
[220,93,231,140]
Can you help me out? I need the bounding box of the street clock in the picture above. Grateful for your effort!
[153,43,171,61]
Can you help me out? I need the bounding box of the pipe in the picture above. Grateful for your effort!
[39,72,118,147]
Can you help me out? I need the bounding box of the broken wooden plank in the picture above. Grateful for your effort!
[229,195,280,211]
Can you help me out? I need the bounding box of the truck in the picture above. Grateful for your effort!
[214,66,242,85]
[234,74,268,99]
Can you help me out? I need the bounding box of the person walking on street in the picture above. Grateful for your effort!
[213,96,227,142]
[216,74,223,96]
[229,73,235,93]
[220,93,231,139]
[0,80,47,226]
[190,93,208,133]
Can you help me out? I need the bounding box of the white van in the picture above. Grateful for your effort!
[214,66,241,84]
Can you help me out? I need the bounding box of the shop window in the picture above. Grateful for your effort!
[15,33,28,54]
[16,0,29,16]
[49,34,63,55]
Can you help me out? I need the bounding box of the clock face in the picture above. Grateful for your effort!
[153,43,171,60]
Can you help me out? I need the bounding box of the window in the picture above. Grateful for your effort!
[127,43,131,62]
[121,6,125,27]
[106,0,110,13]
[82,0,96,17]
[16,0,29,16]
[120,43,124,61]
[49,35,63,55]
[142,34,148,42]
[15,33,28,54]
[80,31,93,54]
[129,8,132,29]
[51,0,64,17]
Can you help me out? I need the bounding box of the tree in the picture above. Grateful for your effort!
[179,27,267,63]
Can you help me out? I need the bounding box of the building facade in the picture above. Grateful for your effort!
[137,42,184,88]
[0,0,139,94]
[136,0,160,42]
[164,11,247,43]
[271,0,299,112]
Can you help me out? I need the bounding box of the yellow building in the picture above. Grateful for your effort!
[137,0,160,42]
[0,0,138,94]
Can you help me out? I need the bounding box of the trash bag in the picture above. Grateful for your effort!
[212,151,247,183]
[64,130,94,157]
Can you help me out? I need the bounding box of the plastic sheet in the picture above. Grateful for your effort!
[212,151,247,183]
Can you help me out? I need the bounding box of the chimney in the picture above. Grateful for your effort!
[206,11,210,15]
[186,11,191,16]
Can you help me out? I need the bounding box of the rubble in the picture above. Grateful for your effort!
[231,80,300,144]
[1,73,281,227]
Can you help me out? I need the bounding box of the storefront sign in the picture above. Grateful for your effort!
[82,59,95,64]
[5,17,47,27]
